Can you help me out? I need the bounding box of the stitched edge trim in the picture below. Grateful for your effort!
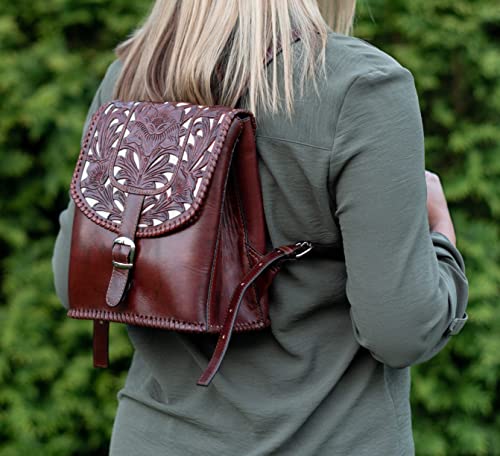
[67,308,269,333]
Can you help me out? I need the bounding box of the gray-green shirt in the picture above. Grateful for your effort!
[52,32,469,455]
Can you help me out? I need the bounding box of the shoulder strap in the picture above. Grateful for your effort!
[215,29,302,107]
[197,242,312,386]
[197,30,309,386]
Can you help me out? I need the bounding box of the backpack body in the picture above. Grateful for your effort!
[67,100,311,385]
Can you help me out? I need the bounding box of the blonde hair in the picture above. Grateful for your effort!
[114,0,356,115]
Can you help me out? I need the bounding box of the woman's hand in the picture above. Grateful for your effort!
[425,170,457,246]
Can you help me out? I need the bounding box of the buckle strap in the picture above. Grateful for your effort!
[197,242,313,386]
[94,193,144,368]
[105,193,145,307]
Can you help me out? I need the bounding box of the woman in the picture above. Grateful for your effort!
[52,1,469,454]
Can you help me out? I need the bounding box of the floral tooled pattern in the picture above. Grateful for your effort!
[78,101,228,230]
[114,103,182,193]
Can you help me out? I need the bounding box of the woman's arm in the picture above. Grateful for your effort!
[329,65,469,368]
[52,60,122,309]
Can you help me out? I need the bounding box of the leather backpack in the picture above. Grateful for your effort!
[67,37,312,387]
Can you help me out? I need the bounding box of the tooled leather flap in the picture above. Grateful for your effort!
[71,101,253,237]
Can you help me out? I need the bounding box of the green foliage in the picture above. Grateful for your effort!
[0,1,148,455]
[0,0,498,454]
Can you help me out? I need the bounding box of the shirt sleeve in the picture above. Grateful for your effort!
[329,65,470,368]
[51,67,107,309]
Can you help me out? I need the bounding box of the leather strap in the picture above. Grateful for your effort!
[217,29,302,107]
[197,242,312,386]
[106,193,145,307]
[93,320,109,368]
[94,193,144,368]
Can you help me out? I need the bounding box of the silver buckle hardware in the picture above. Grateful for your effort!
[294,241,313,259]
[446,312,468,336]
[111,236,136,270]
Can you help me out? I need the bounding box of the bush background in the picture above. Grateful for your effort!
[0,0,498,454]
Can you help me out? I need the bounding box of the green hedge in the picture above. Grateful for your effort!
[0,1,498,455]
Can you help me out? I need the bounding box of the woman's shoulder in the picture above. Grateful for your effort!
[100,34,411,104]
[320,31,415,105]
[324,31,408,78]
[98,57,123,103]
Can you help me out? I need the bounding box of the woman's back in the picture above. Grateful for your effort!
[53,26,469,456]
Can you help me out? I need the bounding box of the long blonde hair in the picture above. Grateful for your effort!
[114,0,356,115]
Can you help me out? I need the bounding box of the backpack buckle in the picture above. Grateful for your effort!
[294,241,313,259]
[111,236,136,270]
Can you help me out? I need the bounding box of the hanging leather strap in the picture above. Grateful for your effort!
[93,193,144,368]
[197,241,312,386]
[93,320,110,368]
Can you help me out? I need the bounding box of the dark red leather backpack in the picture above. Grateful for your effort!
[67,38,312,387]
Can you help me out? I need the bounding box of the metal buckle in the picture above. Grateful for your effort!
[112,236,136,270]
[294,241,313,259]
[446,312,468,336]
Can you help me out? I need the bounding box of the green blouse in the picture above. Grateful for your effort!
[52,31,469,455]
